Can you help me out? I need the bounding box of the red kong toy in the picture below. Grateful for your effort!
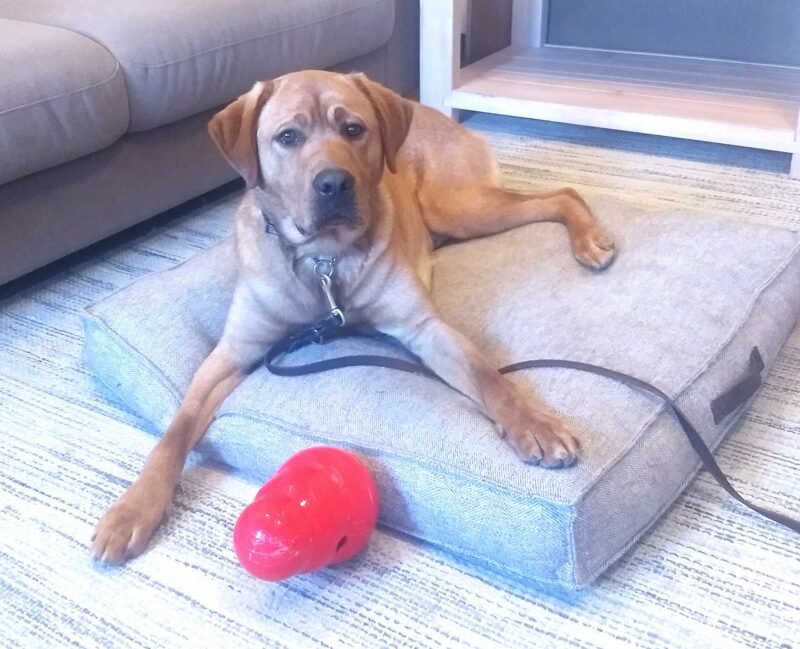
[233,447,380,581]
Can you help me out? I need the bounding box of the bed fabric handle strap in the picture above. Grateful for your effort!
[711,348,765,425]
[265,329,799,535]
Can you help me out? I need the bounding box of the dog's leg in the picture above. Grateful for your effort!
[92,341,255,564]
[425,185,615,270]
[373,276,578,467]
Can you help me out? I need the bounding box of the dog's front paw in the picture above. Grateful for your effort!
[571,224,616,271]
[92,488,170,565]
[500,404,579,468]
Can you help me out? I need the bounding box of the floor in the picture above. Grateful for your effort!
[1,114,798,648]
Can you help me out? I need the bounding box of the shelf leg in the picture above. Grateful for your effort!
[420,0,461,118]
[512,0,549,48]
[792,111,800,179]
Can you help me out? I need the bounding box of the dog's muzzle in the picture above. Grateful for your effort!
[313,168,358,229]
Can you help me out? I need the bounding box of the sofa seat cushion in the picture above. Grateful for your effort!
[0,19,128,184]
[82,198,800,589]
[0,0,396,132]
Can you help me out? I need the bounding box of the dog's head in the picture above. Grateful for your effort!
[209,71,413,251]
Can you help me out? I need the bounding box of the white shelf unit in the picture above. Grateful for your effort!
[419,0,800,178]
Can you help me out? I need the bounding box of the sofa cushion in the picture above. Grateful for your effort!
[0,0,396,132]
[82,198,800,589]
[0,19,128,184]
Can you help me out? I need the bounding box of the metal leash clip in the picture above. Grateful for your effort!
[312,257,346,326]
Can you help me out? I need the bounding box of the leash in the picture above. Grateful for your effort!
[265,317,800,535]
[263,238,797,533]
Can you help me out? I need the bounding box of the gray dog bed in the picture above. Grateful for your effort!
[83,198,800,589]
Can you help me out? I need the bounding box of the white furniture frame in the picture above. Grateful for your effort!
[420,0,800,178]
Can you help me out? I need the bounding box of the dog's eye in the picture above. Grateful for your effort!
[276,129,300,146]
[342,123,364,139]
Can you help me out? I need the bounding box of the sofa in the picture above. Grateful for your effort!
[0,0,419,286]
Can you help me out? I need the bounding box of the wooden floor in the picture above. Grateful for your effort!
[452,47,800,153]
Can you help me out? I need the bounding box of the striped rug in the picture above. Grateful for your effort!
[1,114,798,648]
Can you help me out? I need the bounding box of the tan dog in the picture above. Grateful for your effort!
[92,70,615,564]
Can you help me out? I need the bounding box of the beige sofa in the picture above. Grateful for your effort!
[0,0,419,286]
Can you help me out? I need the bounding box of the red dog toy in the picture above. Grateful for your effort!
[233,447,379,580]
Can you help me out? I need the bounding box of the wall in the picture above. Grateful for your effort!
[468,0,513,63]
[546,0,800,66]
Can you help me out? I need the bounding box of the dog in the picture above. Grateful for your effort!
[92,70,615,564]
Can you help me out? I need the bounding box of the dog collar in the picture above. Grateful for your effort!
[264,215,283,239]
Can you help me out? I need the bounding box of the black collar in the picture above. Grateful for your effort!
[263,214,283,239]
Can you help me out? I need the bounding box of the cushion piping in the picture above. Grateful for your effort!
[82,315,181,420]
[578,396,754,586]
[572,245,800,584]
[83,236,800,506]
[208,408,577,589]
[0,60,123,117]
[110,0,394,68]
[83,310,579,574]
[573,235,800,500]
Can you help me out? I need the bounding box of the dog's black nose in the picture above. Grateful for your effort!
[313,168,354,200]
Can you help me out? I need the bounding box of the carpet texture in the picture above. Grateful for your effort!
[1,113,799,648]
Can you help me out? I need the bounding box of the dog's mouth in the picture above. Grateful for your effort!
[265,210,361,248]
[295,216,355,238]
[312,204,359,230]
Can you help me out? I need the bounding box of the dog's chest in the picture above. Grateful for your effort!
[282,255,367,323]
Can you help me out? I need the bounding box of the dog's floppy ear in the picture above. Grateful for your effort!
[208,81,274,188]
[351,74,413,174]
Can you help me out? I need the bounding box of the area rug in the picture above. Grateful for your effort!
[1,113,798,648]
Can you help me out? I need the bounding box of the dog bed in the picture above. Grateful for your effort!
[82,198,800,589]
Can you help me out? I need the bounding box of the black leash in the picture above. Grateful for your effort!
[265,322,800,535]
